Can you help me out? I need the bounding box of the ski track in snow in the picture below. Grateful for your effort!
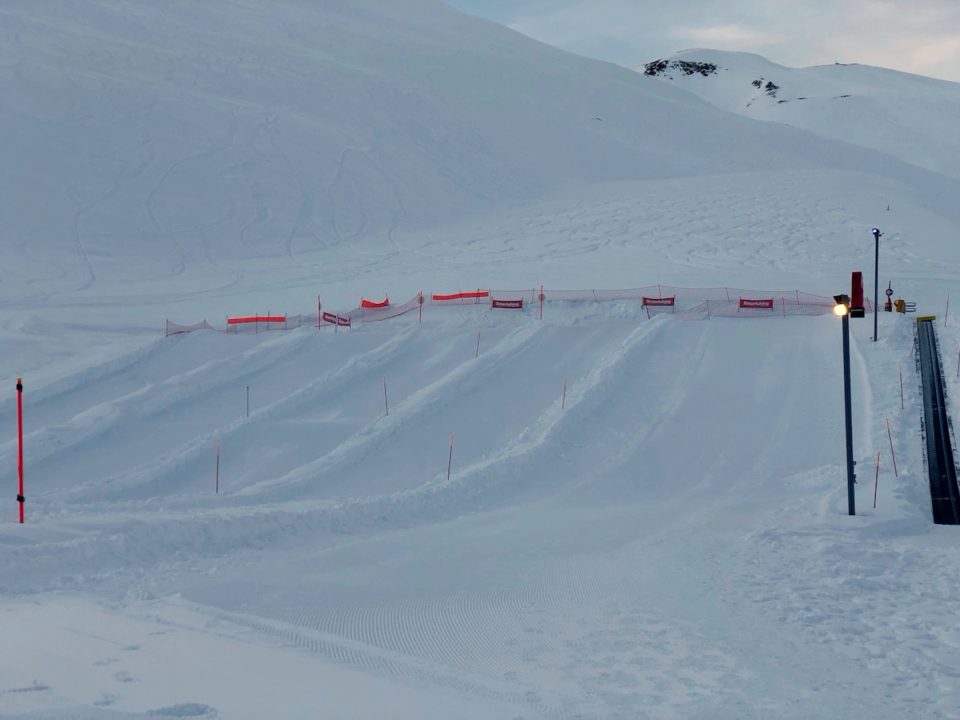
[7,306,959,718]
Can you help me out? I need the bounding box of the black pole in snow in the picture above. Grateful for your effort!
[842,311,856,515]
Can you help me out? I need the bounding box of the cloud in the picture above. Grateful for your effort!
[672,23,783,47]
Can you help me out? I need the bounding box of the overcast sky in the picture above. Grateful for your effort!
[446,0,960,82]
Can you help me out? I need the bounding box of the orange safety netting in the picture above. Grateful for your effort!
[166,284,857,336]
[432,290,489,302]
[360,298,390,309]
[227,315,286,324]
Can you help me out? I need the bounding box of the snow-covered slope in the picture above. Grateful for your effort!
[5,2,960,718]
[2,0,956,291]
[644,49,960,179]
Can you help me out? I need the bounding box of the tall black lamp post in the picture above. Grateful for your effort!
[871,228,882,342]
[834,294,856,515]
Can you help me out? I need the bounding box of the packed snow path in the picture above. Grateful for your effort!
[3,308,957,718]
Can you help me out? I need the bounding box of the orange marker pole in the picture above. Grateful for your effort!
[16,378,24,523]
[885,417,898,477]
[873,449,881,509]
[899,363,904,409]
[447,435,454,483]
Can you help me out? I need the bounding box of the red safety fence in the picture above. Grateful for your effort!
[228,315,286,325]
[165,319,213,336]
[360,298,390,309]
[166,284,865,336]
[431,290,490,303]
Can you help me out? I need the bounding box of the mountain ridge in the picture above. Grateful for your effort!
[643,48,960,179]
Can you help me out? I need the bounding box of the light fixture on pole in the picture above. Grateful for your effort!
[871,228,882,342]
[834,293,856,515]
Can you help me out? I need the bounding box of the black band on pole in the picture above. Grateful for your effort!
[16,381,22,392]
[16,495,24,503]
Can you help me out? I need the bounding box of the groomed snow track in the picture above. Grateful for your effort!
[917,317,960,524]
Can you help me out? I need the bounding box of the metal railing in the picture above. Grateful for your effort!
[917,317,960,524]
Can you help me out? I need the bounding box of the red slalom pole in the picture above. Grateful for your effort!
[873,449,881,509]
[885,417,898,477]
[16,377,24,523]
[899,363,904,410]
[446,434,454,483]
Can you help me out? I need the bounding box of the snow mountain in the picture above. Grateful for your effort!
[1,0,956,287]
[644,49,960,179]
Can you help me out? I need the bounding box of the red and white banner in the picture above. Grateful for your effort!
[361,297,390,309]
[739,297,774,309]
[432,290,489,302]
[227,315,286,325]
[492,299,524,309]
[642,296,675,307]
[322,311,351,327]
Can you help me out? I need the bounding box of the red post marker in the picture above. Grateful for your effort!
[16,377,24,523]
[899,364,904,410]
[447,434,454,483]
[873,449,881,509]
[886,417,898,477]
[215,443,220,494]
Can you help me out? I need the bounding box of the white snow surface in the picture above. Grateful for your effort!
[2,2,960,718]
[647,49,960,180]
